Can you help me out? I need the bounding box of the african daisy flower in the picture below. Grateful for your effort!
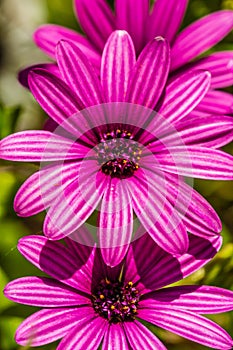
[3,231,233,350]
[19,0,233,117]
[1,31,233,266]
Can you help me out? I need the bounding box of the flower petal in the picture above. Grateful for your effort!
[147,0,188,44]
[18,63,60,89]
[4,276,90,307]
[101,31,136,102]
[98,179,133,267]
[44,163,109,239]
[0,130,87,161]
[74,0,115,52]
[171,10,233,70]
[138,306,233,349]
[141,285,233,314]
[57,312,107,350]
[124,320,166,350]
[115,0,149,54]
[56,40,104,106]
[157,70,211,131]
[126,37,170,109]
[102,324,129,350]
[33,24,100,67]
[15,307,92,346]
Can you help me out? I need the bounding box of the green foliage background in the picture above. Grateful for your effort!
[0,0,232,349]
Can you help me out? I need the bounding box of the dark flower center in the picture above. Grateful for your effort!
[92,278,140,323]
[97,129,141,179]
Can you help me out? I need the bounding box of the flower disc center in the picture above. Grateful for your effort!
[92,279,140,323]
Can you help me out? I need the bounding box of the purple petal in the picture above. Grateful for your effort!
[17,235,93,293]
[156,147,233,180]
[0,130,87,161]
[138,306,233,349]
[98,179,133,267]
[57,313,107,350]
[44,164,109,239]
[73,0,115,52]
[190,90,233,117]
[101,30,136,102]
[157,70,211,130]
[124,320,167,350]
[15,307,91,346]
[102,324,129,350]
[56,40,104,106]
[147,0,188,43]
[187,51,233,88]
[126,37,170,109]
[141,285,233,314]
[33,24,100,67]
[4,276,90,307]
[115,0,149,54]
[18,63,60,89]
[171,10,233,70]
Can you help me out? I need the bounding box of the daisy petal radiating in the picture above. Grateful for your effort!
[141,285,233,314]
[4,276,90,307]
[102,324,129,350]
[18,63,60,89]
[17,235,93,293]
[157,70,210,131]
[101,31,136,102]
[98,179,133,267]
[156,147,233,180]
[33,24,100,67]
[57,313,107,350]
[147,0,188,43]
[124,320,166,350]
[138,307,233,349]
[171,10,233,70]
[191,90,233,117]
[16,308,88,346]
[74,0,115,52]
[126,37,170,109]
[115,0,149,54]
[0,131,87,161]
[44,163,109,239]
[56,40,104,106]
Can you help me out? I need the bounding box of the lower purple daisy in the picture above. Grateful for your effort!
[4,231,233,349]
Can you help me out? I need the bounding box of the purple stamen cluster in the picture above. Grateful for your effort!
[92,278,140,323]
[97,129,141,178]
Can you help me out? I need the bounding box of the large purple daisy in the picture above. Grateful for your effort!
[1,31,233,265]
[20,0,233,117]
[4,232,233,349]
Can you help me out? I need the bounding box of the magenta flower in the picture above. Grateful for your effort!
[1,31,233,265]
[4,232,233,350]
[19,0,233,117]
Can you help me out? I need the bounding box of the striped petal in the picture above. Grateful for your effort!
[74,0,115,52]
[147,0,188,43]
[171,10,233,70]
[101,31,136,102]
[141,285,233,314]
[138,306,233,349]
[115,0,149,54]
[18,63,60,89]
[126,37,170,109]
[102,324,129,350]
[4,276,90,307]
[33,24,100,67]
[157,70,211,131]
[15,307,91,346]
[0,131,87,161]
[98,179,133,267]
[56,40,104,106]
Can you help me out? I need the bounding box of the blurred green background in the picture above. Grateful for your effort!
[0,0,233,349]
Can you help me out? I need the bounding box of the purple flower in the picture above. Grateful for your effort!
[3,232,233,349]
[1,31,233,265]
[19,0,233,117]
